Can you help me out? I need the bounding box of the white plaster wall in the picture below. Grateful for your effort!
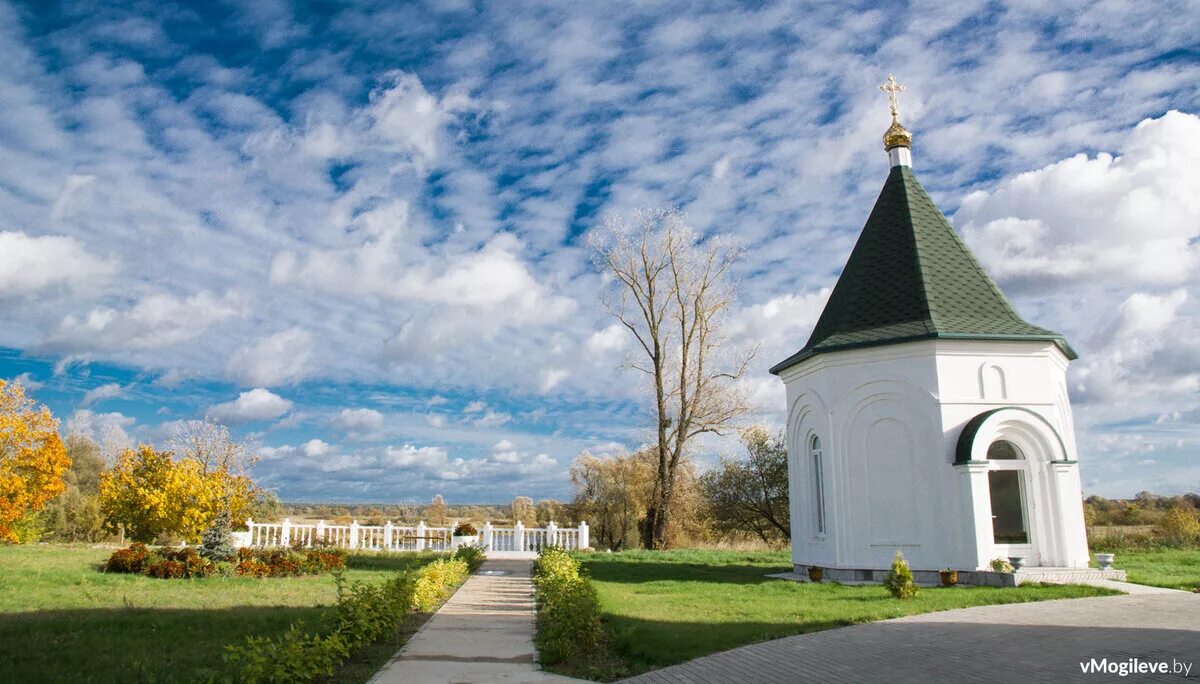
[782,339,1090,572]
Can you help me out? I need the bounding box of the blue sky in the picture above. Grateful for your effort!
[1,0,1197,503]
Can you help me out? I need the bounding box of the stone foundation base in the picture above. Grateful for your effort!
[774,564,1127,587]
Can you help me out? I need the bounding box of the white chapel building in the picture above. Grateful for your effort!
[770,78,1091,581]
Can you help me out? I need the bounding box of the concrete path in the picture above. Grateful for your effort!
[1041,577,1184,595]
[369,558,580,684]
[620,592,1200,683]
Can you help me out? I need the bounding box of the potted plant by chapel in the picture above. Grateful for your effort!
[452,522,479,548]
[807,565,823,582]
[939,567,958,586]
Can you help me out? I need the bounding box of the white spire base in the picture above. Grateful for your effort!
[888,146,911,168]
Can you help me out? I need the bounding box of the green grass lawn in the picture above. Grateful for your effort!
[1103,548,1200,590]
[576,549,1118,680]
[0,544,444,683]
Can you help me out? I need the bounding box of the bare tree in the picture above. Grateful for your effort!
[589,208,753,549]
[510,495,536,526]
[171,418,257,476]
[427,494,448,525]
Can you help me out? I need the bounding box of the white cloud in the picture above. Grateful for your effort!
[54,290,244,352]
[303,438,333,457]
[333,407,384,432]
[586,324,626,355]
[463,401,487,414]
[81,382,124,406]
[258,444,297,461]
[207,388,293,423]
[539,368,568,393]
[0,231,114,297]
[153,368,189,387]
[366,71,473,162]
[12,372,43,390]
[473,410,512,428]
[226,328,313,386]
[425,413,447,428]
[958,111,1200,289]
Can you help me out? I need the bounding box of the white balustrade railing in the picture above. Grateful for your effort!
[241,518,589,553]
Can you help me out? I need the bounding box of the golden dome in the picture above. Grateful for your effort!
[883,117,912,150]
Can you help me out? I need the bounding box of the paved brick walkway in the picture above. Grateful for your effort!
[369,558,580,683]
[621,592,1200,683]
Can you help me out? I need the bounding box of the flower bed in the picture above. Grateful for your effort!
[102,543,347,579]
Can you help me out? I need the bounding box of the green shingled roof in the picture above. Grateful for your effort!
[770,165,1076,375]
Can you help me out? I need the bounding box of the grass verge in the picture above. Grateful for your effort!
[0,544,446,683]
[1102,548,1200,590]
[574,549,1119,680]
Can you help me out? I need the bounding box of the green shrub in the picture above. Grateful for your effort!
[532,546,603,665]
[1156,507,1200,544]
[226,562,447,682]
[532,546,578,586]
[452,544,486,571]
[334,572,418,651]
[884,551,918,599]
[225,622,350,684]
[412,558,469,612]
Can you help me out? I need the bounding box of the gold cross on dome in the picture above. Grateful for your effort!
[879,73,905,120]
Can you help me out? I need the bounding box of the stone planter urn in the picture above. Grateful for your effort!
[939,569,958,586]
[451,523,479,549]
[1008,556,1026,570]
[452,535,478,549]
[807,566,823,582]
[1095,553,1115,570]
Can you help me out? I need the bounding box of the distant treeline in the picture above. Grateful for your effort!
[277,496,569,528]
[1085,492,1199,527]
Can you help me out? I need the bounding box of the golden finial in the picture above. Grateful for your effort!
[879,73,912,151]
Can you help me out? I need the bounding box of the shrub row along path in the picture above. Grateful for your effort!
[369,558,583,683]
[620,589,1199,683]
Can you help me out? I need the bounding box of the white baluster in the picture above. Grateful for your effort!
[416,520,427,551]
[578,521,589,550]
[547,520,558,548]
[515,521,525,552]
[281,518,292,547]
[483,521,493,551]
[349,520,360,549]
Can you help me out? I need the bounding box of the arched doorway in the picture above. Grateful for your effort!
[986,439,1035,564]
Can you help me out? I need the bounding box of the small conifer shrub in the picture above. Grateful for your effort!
[200,508,236,562]
[884,551,919,599]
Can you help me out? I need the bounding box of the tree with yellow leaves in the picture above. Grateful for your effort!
[0,379,71,543]
[100,444,257,543]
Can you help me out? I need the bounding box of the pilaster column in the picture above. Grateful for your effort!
[955,461,992,569]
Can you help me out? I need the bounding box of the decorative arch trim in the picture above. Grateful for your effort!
[955,407,1069,465]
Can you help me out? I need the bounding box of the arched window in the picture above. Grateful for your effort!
[811,435,826,536]
[986,440,1029,544]
[987,440,1023,460]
